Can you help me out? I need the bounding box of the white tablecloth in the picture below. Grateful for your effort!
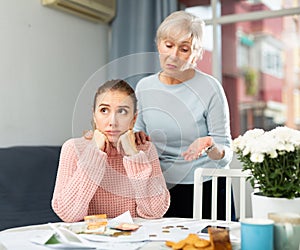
[0,218,240,250]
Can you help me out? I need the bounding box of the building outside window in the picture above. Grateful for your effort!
[182,0,300,137]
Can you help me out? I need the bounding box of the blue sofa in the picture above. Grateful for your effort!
[0,146,62,230]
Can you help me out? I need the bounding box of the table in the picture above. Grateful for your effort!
[0,218,240,250]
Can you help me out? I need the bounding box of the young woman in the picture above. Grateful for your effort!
[52,79,170,222]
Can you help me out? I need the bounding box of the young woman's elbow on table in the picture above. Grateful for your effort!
[52,200,86,223]
[136,195,170,219]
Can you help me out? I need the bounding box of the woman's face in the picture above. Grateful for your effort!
[93,90,136,144]
[157,35,197,76]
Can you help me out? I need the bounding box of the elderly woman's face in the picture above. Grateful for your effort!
[157,34,197,75]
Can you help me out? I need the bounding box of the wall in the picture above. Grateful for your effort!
[0,1,109,146]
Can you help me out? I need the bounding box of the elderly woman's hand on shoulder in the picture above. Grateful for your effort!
[134,131,151,145]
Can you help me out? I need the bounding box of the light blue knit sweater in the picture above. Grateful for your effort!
[134,70,233,184]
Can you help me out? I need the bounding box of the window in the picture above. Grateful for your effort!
[261,39,283,78]
[183,0,300,136]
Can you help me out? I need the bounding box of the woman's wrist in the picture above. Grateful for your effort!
[205,143,216,153]
[125,148,139,156]
[206,143,225,160]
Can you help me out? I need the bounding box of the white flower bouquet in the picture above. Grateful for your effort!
[232,126,300,199]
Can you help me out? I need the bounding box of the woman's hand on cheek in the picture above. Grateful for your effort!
[117,130,139,156]
[93,130,109,151]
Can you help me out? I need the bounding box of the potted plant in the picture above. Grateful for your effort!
[232,126,300,218]
[243,67,258,96]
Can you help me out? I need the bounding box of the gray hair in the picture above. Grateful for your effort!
[156,11,205,59]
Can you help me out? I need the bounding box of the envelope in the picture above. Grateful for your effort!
[31,224,96,249]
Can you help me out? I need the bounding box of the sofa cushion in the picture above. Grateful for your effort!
[0,146,62,230]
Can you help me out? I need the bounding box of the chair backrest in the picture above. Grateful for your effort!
[193,168,251,222]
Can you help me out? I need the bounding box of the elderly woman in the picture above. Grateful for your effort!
[134,11,234,219]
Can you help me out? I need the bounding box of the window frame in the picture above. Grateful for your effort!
[202,0,300,81]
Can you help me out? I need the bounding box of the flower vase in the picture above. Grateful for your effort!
[251,192,300,219]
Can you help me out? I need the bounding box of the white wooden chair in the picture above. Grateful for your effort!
[193,168,251,221]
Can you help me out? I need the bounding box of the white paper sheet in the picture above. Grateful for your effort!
[79,217,240,244]
[26,214,240,250]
